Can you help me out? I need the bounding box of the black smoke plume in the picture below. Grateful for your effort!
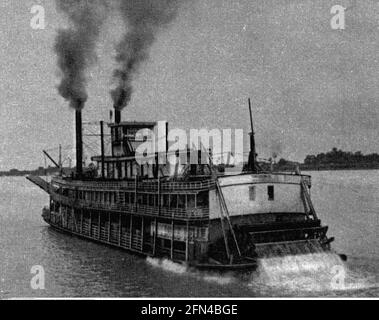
[112,0,182,110]
[54,0,108,109]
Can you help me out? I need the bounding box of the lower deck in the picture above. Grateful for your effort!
[44,201,210,264]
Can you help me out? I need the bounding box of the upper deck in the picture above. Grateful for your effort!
[46,172,311,221]
[51,172,310,193]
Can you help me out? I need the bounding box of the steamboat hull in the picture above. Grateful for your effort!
[41,205,332,271]
[42,213,259,271]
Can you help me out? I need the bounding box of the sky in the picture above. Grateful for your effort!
[0,0,378,170]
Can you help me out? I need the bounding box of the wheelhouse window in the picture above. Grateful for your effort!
[267,185,274,201]
[249,186,256,201]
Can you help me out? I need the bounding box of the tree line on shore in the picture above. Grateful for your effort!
[1,147,379,176]
[277,147,379,171]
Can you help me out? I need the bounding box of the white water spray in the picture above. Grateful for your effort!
[251,252,376,294]
[146,257,235,285]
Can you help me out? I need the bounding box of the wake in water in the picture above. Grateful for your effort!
[146,257,188,274]
[250,252,377,295]
[145,252,377,295]
[146,257,235,285]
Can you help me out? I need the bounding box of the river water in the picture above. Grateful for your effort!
[0,171,378,298]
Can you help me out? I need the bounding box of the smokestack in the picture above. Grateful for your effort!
[114,109,121,124]
[75,106,83,177]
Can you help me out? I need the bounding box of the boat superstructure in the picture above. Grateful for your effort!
[27,107,339,270]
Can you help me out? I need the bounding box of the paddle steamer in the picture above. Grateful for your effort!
[27,103,339,270]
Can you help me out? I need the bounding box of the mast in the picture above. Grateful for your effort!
[247,98,257,173]
[100,120,105,178]
[59,144,62,175]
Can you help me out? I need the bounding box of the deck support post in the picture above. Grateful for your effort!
[153,218,157,256]
[171,220,174,260]
[98,212,101,240]
[80,209,83,234]
[66,207,68,228]
[51,200,54,222]
[89,211,92,237]
[129,214,133,249]
[118,212,122,246]
[118,213,122,246]
[185,220,189,262]
[72,208,77,232]
[141,216,144,252]
[108,212,111,242]
[157,177,161,216]
[134,176,137,213]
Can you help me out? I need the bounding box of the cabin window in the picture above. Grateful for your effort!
[130,193,135,204]
[137,194,143,205]
[170,194,178,208]
[142,194,148,205]
[124,192,129,204]
[126,162,131,178]
[116,162,122,179]
[162,194,170,207]
[178,195,186,208]
[134,162,139,177]
[174,241,186,251]
[268,185,274,201]
[196,191,209,207]
[108,163,114,179]
[148,194,154,206]
[249,186,256,201]
[187,194,196,208]
[122,162,127,178]
[140,165,144,177]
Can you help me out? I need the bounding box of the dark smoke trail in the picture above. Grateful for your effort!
[54,0,108,109]
[112,0,183,110]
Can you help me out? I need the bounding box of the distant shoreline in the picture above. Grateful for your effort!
[274,164,379,172]
[299,164,379,171]
[1,165,379,177]
[0,167,63,177]
[299,166,379,172]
